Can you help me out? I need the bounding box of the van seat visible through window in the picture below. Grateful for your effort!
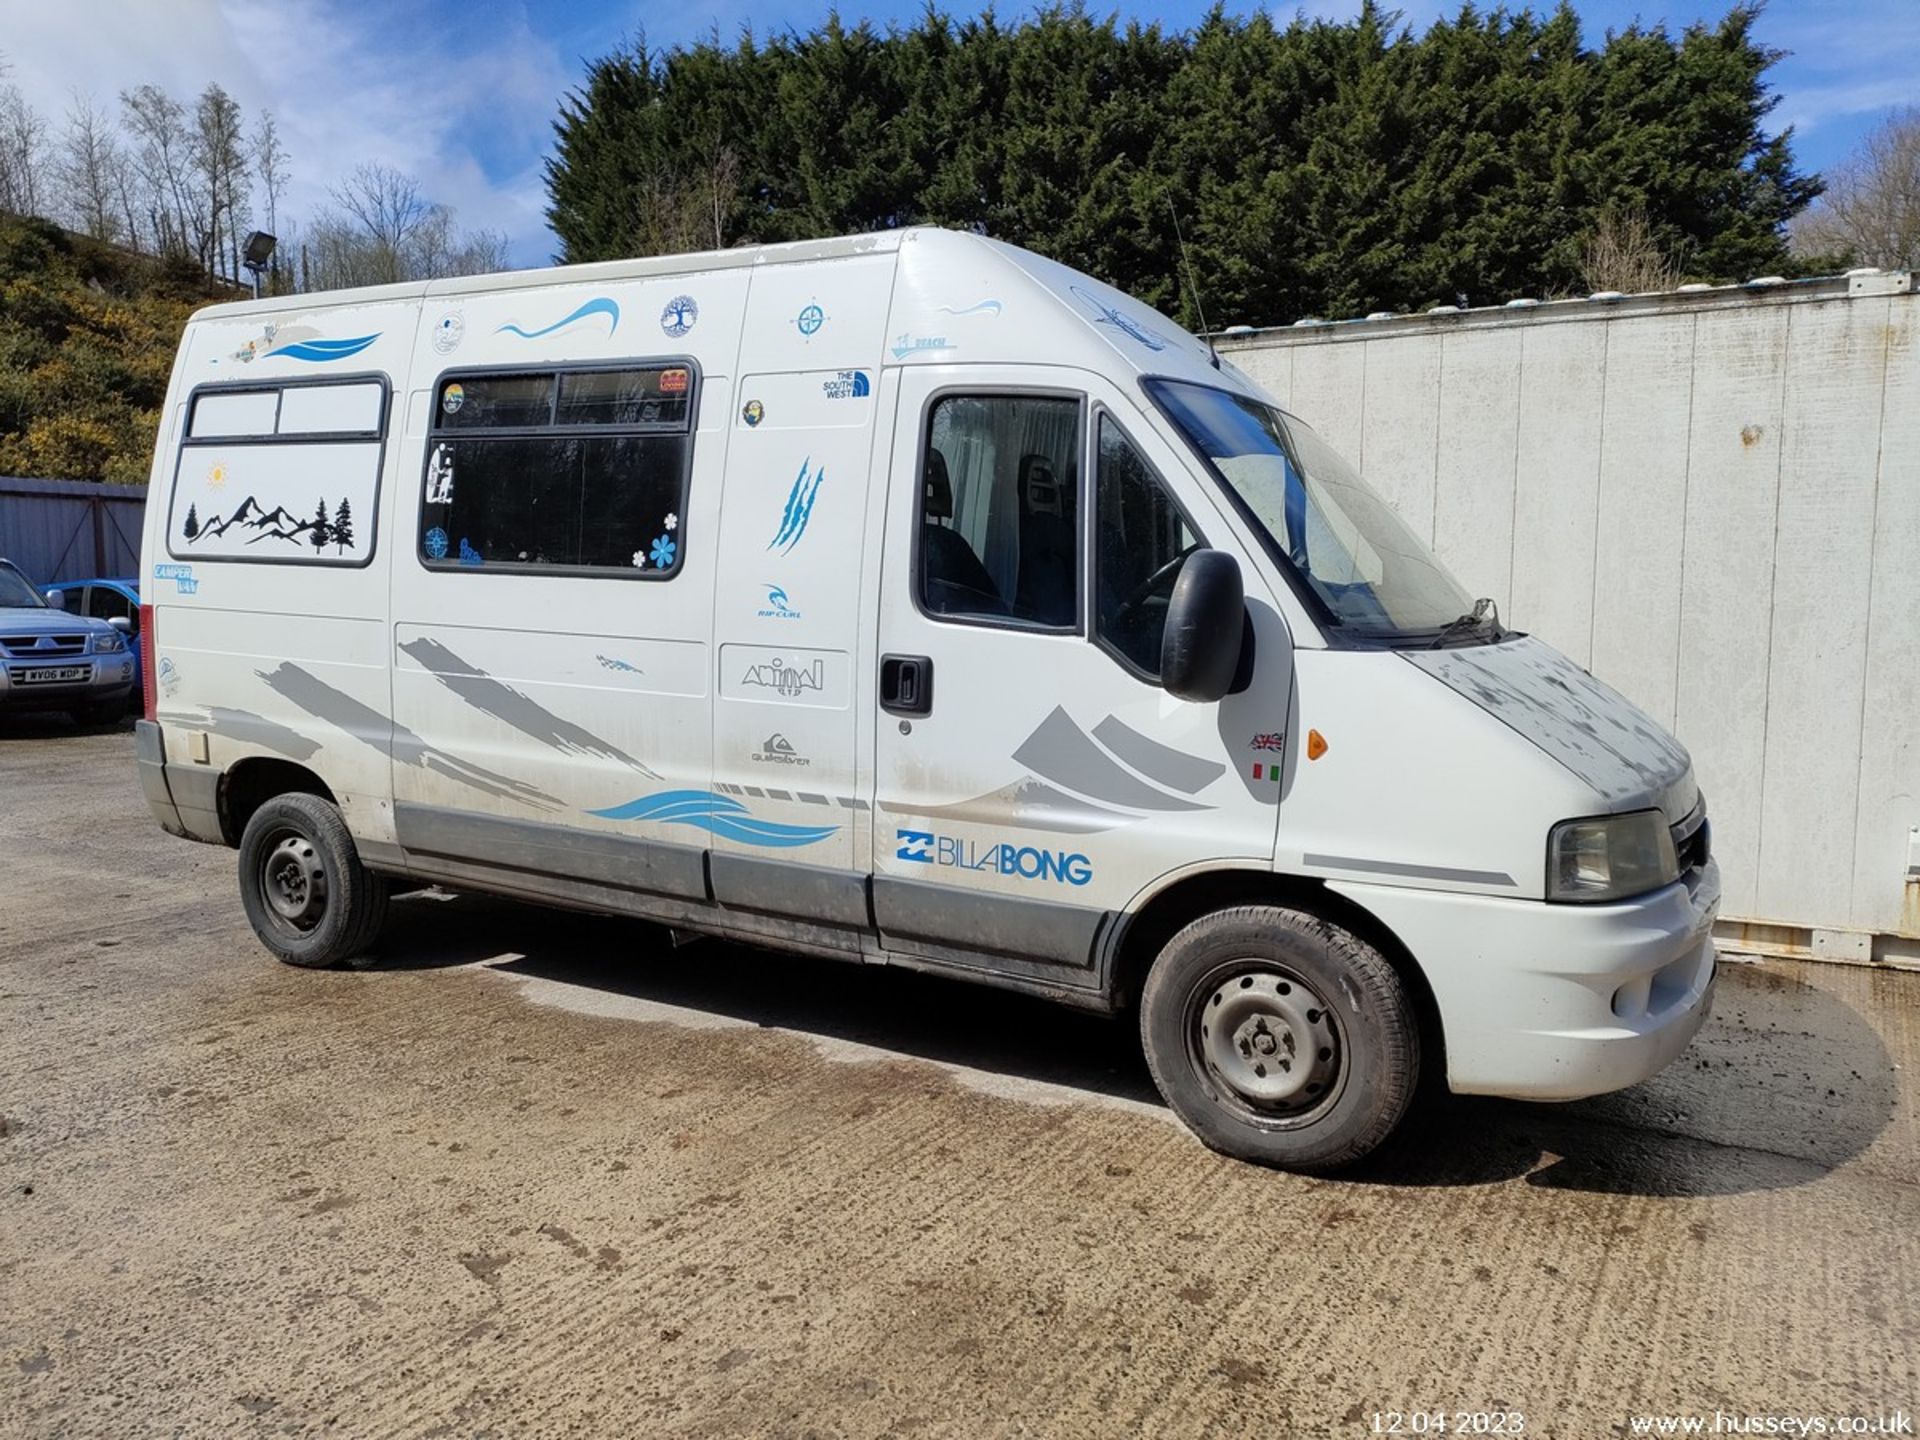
[920,448,1006,616]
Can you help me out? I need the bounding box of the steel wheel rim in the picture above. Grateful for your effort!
[260,831,328,935]
[1187,962,1346,1127]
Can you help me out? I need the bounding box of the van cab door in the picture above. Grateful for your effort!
[871,366,1291,988]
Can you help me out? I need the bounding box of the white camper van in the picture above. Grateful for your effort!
[133,227,1718,1169]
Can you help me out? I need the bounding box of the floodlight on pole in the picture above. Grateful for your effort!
[242,231,277,298]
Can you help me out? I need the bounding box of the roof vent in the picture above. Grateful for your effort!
[1745,275,1787,286]
[1504,297,1540,308]
[1845,267,1883,278]
[1365,310,1397,321]
[1588,290,1626,302]
[1426,304,1461,315]
[1292,318,1325,327]
[1222,324,1256,335]
[1677,282,1715,292]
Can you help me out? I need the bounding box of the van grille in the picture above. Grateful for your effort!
[1,633,88,659]
[1671,796,1710,875]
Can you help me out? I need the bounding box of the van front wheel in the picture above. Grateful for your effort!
[1140,905,1419,1171]
[237,793,389,968]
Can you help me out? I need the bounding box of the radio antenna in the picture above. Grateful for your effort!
[1167,197,1220,370]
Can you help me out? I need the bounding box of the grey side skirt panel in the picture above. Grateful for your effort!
[873,874,1110,971]
[382,804,1117,1010]
[394,802,707,902]
[710,852,870,929]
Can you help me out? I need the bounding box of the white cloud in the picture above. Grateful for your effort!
[1,0,571,265]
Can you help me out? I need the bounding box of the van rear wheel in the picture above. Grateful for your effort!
[1140,904,1419,1172]
[237,793,389,968]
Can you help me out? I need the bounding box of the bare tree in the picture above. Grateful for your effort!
[250,109,289,281]
[192,83,247,279]
[0,68,49,217]
[121,84,196,257]
[55,92,126,241]
[452,227,512,275]
[1792,108,1920,271]
[328,162,432,283]
[1580,207,1683,294]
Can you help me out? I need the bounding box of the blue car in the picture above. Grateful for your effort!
[42,576,143,707]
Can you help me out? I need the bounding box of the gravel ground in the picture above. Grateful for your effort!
[2,717,1916,1439]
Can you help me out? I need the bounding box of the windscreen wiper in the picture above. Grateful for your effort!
[1428,597,1502,648]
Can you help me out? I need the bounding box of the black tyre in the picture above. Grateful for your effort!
[237,793,389,968]
[1140,904,1419,1172]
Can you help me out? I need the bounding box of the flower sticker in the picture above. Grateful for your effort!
[664,512,678,531]
[649,534,676,569]
[631,548,648,569]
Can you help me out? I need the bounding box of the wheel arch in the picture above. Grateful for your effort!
[1102,865,1446,1082]
[219,757,336,847]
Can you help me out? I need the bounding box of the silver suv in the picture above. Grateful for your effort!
[0,560,135,725]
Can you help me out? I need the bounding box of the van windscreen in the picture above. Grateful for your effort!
[1146,379,1479,645]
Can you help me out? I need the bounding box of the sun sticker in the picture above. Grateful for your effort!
[205,462,228,489]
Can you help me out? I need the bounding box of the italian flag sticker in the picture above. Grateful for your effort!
[1251,762,1280,782]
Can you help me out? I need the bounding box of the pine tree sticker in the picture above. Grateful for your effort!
[332,498,354,555]
[183,503,200,540]
[310,498,331,554]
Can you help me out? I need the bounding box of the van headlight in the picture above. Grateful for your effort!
[1547,809,1679,903]
[90,630,127,654]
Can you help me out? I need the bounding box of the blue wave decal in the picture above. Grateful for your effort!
[265,334,380,362]
[937,299,1003,317]
[589,789,839,848]
[496,297,620,341]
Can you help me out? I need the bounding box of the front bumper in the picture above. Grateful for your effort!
[0,654,135,712]
[1331,860,1720,1100]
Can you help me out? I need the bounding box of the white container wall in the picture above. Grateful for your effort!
[1219,274,1920,956]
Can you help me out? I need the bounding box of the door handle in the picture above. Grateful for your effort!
[880,654,933,717]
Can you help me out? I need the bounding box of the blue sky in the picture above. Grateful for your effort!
[7,0,1914,267]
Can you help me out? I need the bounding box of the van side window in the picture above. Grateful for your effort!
[168,378,388,566]
[1095,415,1201,678]
[421,366,694,576]
[919,394,1079,628]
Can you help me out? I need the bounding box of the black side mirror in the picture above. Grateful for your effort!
[1162,549,1245,703]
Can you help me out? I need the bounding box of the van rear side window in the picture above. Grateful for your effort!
[420,365,695,577]
[168,377,390,567]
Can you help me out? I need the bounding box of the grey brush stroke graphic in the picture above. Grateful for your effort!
[399,637,661,779]
[256,662,561,811]
[914,777,1141,835]
[207,707,322,762]
[1091,715,1226,794]
[1013,706,1209,813]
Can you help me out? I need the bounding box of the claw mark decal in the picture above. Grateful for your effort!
[589,790,838,848]
[769,458,826,553]
[257,662,561,810]
[398,637,661,778]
